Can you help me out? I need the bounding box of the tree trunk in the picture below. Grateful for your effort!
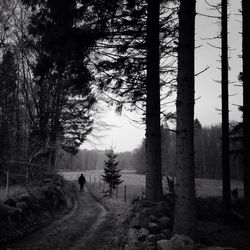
[242,0,250,231]
[174,0,197,238]
[221,0,231,221]
[145,0,163,202]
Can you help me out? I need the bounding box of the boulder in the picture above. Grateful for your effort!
[126,228,140,250]
[199,247,237,250]
[42,178,54,184]
[127,228,139,241]
[147,233,166,243]
[142,241,156,249]
[159,216,172,229]
[138,228,149,241]
[148,215,159,223]
[157,234,194,250]
[148,222,162,234]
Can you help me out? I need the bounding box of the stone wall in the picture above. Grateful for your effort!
[0,174,73,244]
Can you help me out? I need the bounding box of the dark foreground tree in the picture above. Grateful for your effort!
[93,0,177,201]
[174,0,197,238]
[221,0,231,221]
[145,0,163,202]
[242,0,250,230]
[102,149,123,197]
[21,0,121,170]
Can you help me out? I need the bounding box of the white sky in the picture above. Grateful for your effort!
[81,0,242,153]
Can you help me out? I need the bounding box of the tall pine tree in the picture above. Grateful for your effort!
[174,0,197,238]
[242,0,250,231]
[102,149,123,197]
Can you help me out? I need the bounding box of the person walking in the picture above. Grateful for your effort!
[78,173,86,192]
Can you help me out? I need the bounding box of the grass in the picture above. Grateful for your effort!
[60,170,243,198]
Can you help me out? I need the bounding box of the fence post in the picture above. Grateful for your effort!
[116,187,118,200]
[124,185,127,203]
[6,171,9,198]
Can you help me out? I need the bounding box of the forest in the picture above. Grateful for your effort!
[0,0,249,241]
[59,121,242,181]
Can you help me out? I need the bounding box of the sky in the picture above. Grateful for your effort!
[81,0,243,153]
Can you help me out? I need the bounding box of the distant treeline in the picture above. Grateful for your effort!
[57,120,242,180]
[56,149,134,171]
[134,120,242,180]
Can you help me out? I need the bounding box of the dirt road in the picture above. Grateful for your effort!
[3,186,118,250]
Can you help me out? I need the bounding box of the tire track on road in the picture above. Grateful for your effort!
[4,185,109,250]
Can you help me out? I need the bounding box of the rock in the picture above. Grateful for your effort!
[157,234,194,250]
[138,227,149,241]
[126,228,140,250]
[123,243,130,250]
[200,247,237,250]
[148,215,159,223]
[147,233,166,243]
[42,178,54,183]
[159,216,172,229]
[4,198,16,207]
[127,228,139,241]
[143,241,156,249]
[148,222,162,234]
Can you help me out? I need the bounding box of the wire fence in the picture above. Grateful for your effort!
[60,171,176,203]
[65,171,147,203]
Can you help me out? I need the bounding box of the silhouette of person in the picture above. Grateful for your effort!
[78,173,86,192]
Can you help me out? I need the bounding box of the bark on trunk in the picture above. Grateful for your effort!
[145,0,163,202]
[242,0,250,231]
[174,0,197,238]
[221,0,231,220]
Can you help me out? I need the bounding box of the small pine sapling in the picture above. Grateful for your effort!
[102,149,123,197]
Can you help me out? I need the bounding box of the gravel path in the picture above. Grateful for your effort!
[3,186,114,250]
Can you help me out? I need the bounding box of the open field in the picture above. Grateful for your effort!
[59,169,244,201]
[0,170,243,203]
